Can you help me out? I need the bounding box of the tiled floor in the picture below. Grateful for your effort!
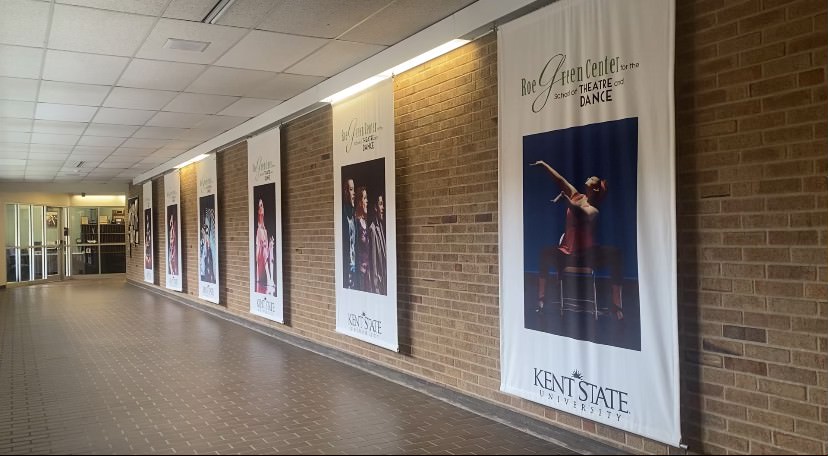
[0,279,575,455]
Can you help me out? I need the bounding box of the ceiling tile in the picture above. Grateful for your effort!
[56,0,169,16]
[137,19,247,65]
[72,145,115,155]
[146,111,210,128]
[258,0,390,39]
[28,151,72,161]
[118,59,206,91]
[132,126,188,139]
[0,117,33,132]
[218,97,280,117]
[30,133,79,145]
[121,137,169,149]
[32,120,88,135]
[112,146,154,156]
[38,81,111,106]
[186,67,276,96]
[0,100,35,118]
[49,4,156,57]
[289,40,385,77]
[35,103,98,122]
[341,0,475,45]
[163,92,238,114]
[43,50,130,85]
[104,87,179,110]
[0,131,31,143]
[216,30,327,73]
[215,0,276,28]
[0,158,27,166]
[244,73,324,100]
[0,0,51,47]
[194,114,248,131]
[0,77,39,102]
[29,144,74,154]
[84,123,139,137]
[0,45,43,79]
[162,0,214,21]
[93,107,156,125]
[139,155,172,165]
[77,135,125,147]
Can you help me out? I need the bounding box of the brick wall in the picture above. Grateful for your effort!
[125,5,828,453]
[675,1,827,454]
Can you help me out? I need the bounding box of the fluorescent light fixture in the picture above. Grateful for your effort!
[164,38,210,52]
[381,39,469,77]
[203,0,237,24]
[321,75,389,104]
[175,154,209,169]
[321,39,470,104]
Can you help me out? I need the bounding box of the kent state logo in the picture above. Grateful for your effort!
[348,311,382,337]
[533,367,631,422]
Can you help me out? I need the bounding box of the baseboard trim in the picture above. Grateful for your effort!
[128,279,627,455]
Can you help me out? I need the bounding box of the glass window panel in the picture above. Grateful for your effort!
[70,245,98,275]
[32,206,44,247]
[19,205,30,247]
[32,247,44,280]
[5,204,15,247]
[70,208,96,245]
[45,207,61,245]
[46,247,59,277]
[5,248,17,282]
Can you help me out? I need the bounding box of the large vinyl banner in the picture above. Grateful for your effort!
[143,181,153,284]
[333,79,397,352]
[498,0,679,446]
[197,155,220,304]
[164,171,183,292]
[248,127,283,323]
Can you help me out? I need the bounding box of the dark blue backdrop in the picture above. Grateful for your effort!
[523,117,639,278]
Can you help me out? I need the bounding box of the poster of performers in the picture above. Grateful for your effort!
[127,196,139,246]
[143,181,153,284]
[197,154,220,304]
[333,78,397,352]
[248,127,283,323]
[164,171,182,292]
[498,0,680,446]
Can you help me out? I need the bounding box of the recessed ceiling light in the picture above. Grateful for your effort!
[163,38,211,53]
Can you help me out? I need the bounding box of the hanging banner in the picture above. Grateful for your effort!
[127,196,139,246]
[333,79,397,352]
[498,0,679,446]
[164,170,183,292]
[248,127,283,322]
[143,181,153,284]
[197,155,220,304]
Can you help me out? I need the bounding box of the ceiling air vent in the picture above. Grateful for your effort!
[163,38,211,52]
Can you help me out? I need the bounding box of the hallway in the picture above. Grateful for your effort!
[0,280,573,455]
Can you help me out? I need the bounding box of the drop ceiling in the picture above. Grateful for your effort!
[0,0,476,183]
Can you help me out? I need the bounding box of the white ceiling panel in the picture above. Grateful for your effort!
[33,120,89,135]
[35,103,98,122]
[0,117,33,132]
[56,0,169,16]
[30,133,79,145]
[118,59,206,91]
[258,0,390,39]
[244,73,324,100]
[215,0,276,28]
[139,155,172,165]
[187,67,278,96]
[0,0,51,47]
[121,138,169,149]
[173,129,213,141]
[43,50,130,85]
[194,114,248,131]
[132,126,189,140]
[289,40,386,77]
[218,98,281,117]
[137,19,247,65]
[72,145,115,155]
[163,92,238,114]
[0,132,31,143]
[112,147,154,156]
[216,31,327,73]
[49,4,156,57]
[38,81,111,106]
[0,100,35,118]
[93,107,157,125]
[341,0,476,46]
[0,77,39,102]
[27,159,66,168]
[84,123,139,137]
[29,144,74,154]
[77,135,125,147]
[104,87,179,111]
[146,111,210,128]
[28,152,71,161]
[163,0,215,21]
[0,159,27,166]
[0,45,43,79]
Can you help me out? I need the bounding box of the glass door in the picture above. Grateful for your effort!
[5,204,70,283]
[44,207,67,280]
[5,204,18,283]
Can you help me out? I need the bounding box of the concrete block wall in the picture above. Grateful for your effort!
[126,4,828,452]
